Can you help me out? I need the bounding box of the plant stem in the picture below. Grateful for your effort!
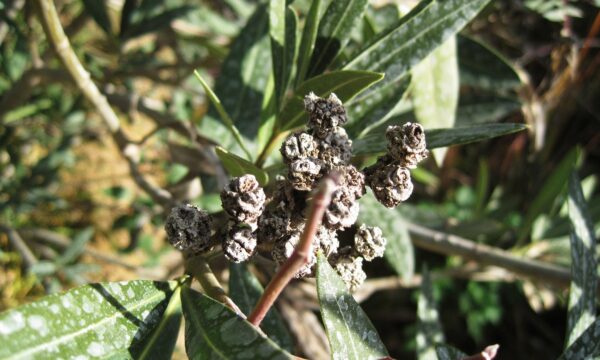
[35,0,174,208]
[247,174,338,327]
[255,130,289,168]
[185,255,243,315]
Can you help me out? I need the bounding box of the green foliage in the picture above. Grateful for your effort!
[416,269,444,360]
[316,253,389,359]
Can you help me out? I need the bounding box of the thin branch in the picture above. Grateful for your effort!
[184,254,243,315]
[35,0,174,208]
[0,224,38,269]
[247,174,338,327]
[405,221,572,287]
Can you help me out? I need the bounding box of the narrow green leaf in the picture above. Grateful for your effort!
[559,318,600,359]
[456,94,521,126]
[458,35,521,92]
[215,146,269,186]
[435,344,468,360]
[417,269,444,360]
[279,70,384,131]
[316,253,389,359]
[0,280,177,359]
[123,6,194,39]
[208,5,272,140]
[228,263,294,352]
[359,191,414,281]
[194,70,253,160]
[411,36,459,163]
[131,283,183,360]
[270,1,297,109]
[294,0,322,87]
[308,0,369,76]
[119,0,137,37]
[56,227,94,265]
[257,74,277,154]
[565,172,597,348]
[353,123,528,156]
[181,287,293,359]
[82,0,112,35]
[518,148,580,242]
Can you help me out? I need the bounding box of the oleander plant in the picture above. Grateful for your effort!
[1,0,599,359]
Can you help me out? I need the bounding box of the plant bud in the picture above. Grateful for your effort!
[220,174,266,225]
[223,223,257,263]
[289,157,322,191]
[280,131,319,164]
[272,231,316,278]
[164,203,212,253]
[386,123,429,169]
[318,127,353,166]
[366,162,413,208]
[304,92,347,139]
[354,224,386,261]
[323,187,359,230]
[331,247,366,291]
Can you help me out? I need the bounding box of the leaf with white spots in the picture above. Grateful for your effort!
[565,172,597,348]
[228,263,294,352]
[359,191,414,282]
[559,318,600,359]
[181,287,293,359]
[417,269,444,360]
[411,36,459,164]
[316,253,389,360]
[0,280,177,360]
[435,344,467,360]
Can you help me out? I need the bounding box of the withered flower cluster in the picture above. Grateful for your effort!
[165,92,428,291]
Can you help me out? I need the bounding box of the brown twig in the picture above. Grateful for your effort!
[247,174,338,327]
[35,0,174,208]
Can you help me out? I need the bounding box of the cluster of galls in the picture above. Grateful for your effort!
[165,93,428,291]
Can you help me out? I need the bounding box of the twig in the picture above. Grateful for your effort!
[0,224,38,269]
[184,254,243,315]
[35,0,174,208]
[247,174,338,327]
[405,222,572,287]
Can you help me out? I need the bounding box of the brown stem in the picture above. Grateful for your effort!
[247,174,338,327]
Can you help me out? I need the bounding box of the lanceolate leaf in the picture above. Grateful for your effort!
[565,172,597,348]
[353,123,528,156]
[308,0,369,77]
[411,36,459,163]
[181,287,293,359]
[417,269,444,360]
[559,318,600,359]
[316,253,389,360]
[215,146,269,186]
[359,192,414,281]
[279,70,384,131]
[456,94,521,126]
[0,280,177,359]
[435,344,468,360]
[130,283,183,360]
[228,263,294,352]
[82,0,112,35]
[295,0,322,87]
[270,1,297,109]
[208,4,272,139]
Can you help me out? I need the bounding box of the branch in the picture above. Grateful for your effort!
[405,222,572,287]
[35,0,174,208]
[247,174,338,327]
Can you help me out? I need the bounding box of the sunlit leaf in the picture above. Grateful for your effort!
[270,0,297,109]
[181,287,293,359]
[279,70,383,131]
[82,0,112,35]
[359,191,414,281]
[565,172,597,348]
[0,280,177,359]
[215,146,269,185]
[228,263,294,352]
[435,344,468,360]
[417,269,444,360]
[316,253,389,359]
[558,318,600,359]
[295,0,322,87]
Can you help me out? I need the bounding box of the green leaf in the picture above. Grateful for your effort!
[308,0,369,76]
[411,36,459,163]
[0,280,177,359]
[123,6,194,39]
[294,0,322,87]
[119,0,137,37]
[344,0,491,119]
[435,344,468,360]
[417,269,444,360]
[194,70,253,160]
[456,94,521,126]
[56,227,94,265]
[215,146,269,186]
[181,287,293,359]
[458,36,521,92]
[316,253,389,359]
[559,318,600,359]
[228,263,294,352]
[353,123,528,156]
[279,70,384,131]
[130,283,183,360]
[208,4,272,141]
[359,191,414,281]
[270,1,297,109]
[565,172,597,348]
[82,0,112,35]
[517,147,580,243]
